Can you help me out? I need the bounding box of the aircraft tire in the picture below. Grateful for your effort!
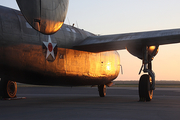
[139,74,153,101]
[0,79,17,98]
[98,84,106,97]
[6,80,17,98]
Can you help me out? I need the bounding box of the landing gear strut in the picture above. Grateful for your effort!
[98,85,106,97]
[0,79,17,98]
[138,46,158,101]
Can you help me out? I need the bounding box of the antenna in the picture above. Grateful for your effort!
[76,21,79,28]
[67,17,71,25]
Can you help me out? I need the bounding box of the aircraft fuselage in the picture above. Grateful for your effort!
[0,6,120,86]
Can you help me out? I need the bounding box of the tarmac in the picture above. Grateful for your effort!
[0,86,180,120]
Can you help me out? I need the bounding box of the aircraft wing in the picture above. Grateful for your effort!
[73,28,180,52]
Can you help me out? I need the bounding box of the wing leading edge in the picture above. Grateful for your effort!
[73,28,180,52]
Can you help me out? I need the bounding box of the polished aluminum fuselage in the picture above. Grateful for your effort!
[0,6,120,86]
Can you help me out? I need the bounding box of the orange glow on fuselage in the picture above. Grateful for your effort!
[53,22,64,33]
[0,44,120,85]
[40,20,64,35]
[106,62,111,71]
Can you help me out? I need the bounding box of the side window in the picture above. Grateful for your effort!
[66,27,71,32]
[71,29,76,33]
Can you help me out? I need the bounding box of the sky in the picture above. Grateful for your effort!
[1,0,180,81]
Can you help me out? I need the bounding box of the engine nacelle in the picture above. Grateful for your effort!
[126,45,159,61]
[16,0,69,35]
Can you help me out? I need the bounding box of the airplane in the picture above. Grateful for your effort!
[0,0,180,101]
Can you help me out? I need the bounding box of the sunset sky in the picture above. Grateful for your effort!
[1,0,180,81]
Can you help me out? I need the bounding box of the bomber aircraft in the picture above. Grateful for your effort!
[0,0,180,101]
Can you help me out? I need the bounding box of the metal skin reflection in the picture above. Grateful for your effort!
[0,45,120,86]
[148,46,159,56]
[16,0,69,34]
[0,6,120,86]
[38,21,64,35]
